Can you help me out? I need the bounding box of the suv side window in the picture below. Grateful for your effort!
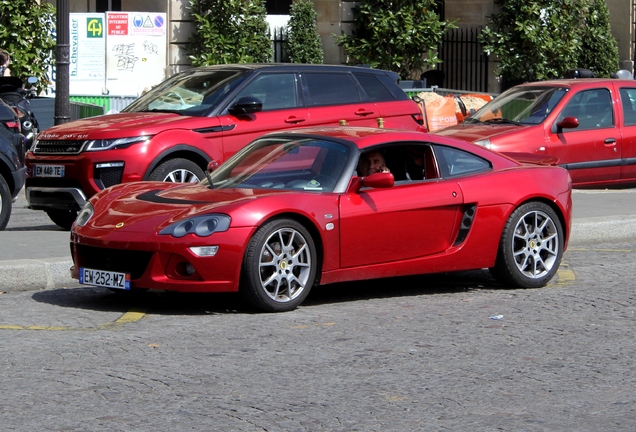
[303,73,363,106]
[233,73,298,111]
[619,88,636,126]
[353,73,395,102]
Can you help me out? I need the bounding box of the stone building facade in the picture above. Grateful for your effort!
[66,0,635,93]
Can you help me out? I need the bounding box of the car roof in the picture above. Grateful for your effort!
[186,63,398,76]
[515,78,636,90]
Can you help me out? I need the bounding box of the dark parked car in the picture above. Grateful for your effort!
[26,64,424,229]
[0,98,26,230]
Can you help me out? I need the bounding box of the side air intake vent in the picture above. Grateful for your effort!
[453,205,476,246]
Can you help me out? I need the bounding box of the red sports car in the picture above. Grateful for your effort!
[70,127,572,312]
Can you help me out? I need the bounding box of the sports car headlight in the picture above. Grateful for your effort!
[75,202,94,227]
[159,214,231,238]
[474,139,492,149]
[85,136,151,151]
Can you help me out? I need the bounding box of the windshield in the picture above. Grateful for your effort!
[466,86,568,125]
[202,137,351,192]
[123,69,248,116]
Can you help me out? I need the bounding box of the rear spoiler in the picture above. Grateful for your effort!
[501,152,559,166]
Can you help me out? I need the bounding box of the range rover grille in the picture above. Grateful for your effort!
[34,140,86,155]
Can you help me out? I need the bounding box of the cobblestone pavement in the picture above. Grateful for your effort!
[1,241,635,431]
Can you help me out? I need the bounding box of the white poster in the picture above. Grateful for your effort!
[69,13,106,95]
[106,12,167,96]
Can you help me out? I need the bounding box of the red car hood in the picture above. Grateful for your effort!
[434,123,528,143]
[38,112,211,140]
[86,182,294,233]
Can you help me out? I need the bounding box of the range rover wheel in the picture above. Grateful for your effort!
[0,175,12,231]
[149,158,204,183]
[46,209,78,230]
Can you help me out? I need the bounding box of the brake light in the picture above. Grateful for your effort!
[5,120,20,132]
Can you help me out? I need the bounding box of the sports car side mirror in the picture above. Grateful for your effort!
[362,172,394,189]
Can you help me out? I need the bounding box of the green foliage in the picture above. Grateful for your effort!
[0,0,56,93]
[285,0,323,64]
[188,0,273,65]
[480,0,620,83]
[578,0,619,78]
[334,0,455,79]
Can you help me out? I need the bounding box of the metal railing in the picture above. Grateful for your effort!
[438,26,489,93]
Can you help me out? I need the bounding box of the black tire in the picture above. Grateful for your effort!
[0,175,12,231]
[148,158,204,183]
[46,209,78,230]
[490,201,564,288]
[240,219,318,312]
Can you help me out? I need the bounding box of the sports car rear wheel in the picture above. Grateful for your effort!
[491,202,564,288]
[241,219,318,312]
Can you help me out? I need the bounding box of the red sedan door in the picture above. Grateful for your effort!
[339,181,464,268]
[547,87,621,185]
[617,86,636,182]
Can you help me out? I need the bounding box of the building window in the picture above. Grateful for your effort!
[266,0,292,15]
[96,0,122,12]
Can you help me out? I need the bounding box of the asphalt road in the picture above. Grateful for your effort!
[1,239,635,431]
[1,188,636,293]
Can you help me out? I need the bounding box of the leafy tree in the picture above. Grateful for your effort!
[480,0,619,84]
[188,0,273,65]
[335,0,455,79]
[0,0,56,93]
[578,0,619,78]
[285,0,323,64]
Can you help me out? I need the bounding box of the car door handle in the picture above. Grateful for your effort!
[604,138,617,145]
[284,116,306,124]
[355,108,375,116]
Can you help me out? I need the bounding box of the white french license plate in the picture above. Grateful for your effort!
[34,164,65,177]
[79,267,131,290]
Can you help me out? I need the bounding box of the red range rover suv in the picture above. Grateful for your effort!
[26,64,423,228]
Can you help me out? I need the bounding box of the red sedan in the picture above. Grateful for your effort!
[70,127,572,312]
[434,78,636,188]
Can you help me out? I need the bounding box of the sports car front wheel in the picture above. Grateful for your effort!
[241,219,318,312]
[490,202,564,288]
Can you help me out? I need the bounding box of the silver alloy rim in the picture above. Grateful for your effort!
[258,227,312,302]
[512,210,559,278]
[163,169,200,183]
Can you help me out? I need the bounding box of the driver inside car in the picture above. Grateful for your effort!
[357,150,390,176]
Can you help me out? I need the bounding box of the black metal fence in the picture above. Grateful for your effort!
[272,27,286,63]
[438,26,489,92]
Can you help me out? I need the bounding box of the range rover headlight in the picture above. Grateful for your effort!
[159,214,231,238]
[85,136,152,151]
[75,202,94,227]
